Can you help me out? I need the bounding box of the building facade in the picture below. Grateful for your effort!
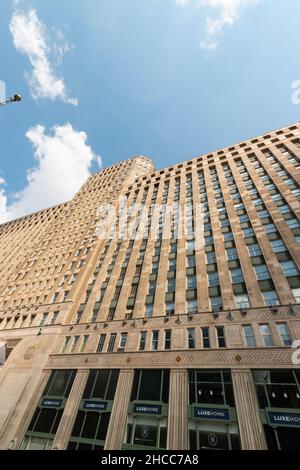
[0,123,300,450]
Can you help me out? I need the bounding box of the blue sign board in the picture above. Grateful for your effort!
[133,403,163,416]
[83,401,108,411]
[267,410,300,428]
[193,406,230,421]
[42,399,63,408]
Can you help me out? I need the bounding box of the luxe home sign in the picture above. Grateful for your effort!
[133,402,163,416]
[192,405,231,422]
[42,399,63,409]
[83,401,108,411]
[267,409,300,428]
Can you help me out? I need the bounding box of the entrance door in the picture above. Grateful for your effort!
[189,422,240,450]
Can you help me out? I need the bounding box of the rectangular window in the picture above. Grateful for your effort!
[255,265,271,281]
[243,325,255,347]
[201,327,210,349]
[216,326,226,348]
[107,333,117,352]
[61,336,71,354]
[80,335,89,353]
[260,324,274,347]
[188,328,196,349]
[50,311,59,325]
[70,336,80,353]
[277,324,292,346]
[262,291,279,307]
[235,294,250,309]
[118,333,128,352]
[139,331,147,351]
[152,331,159,351]
[97,334,106,353]
[40,313,48,327]
[164,330,172,350]
[280,260,299,277]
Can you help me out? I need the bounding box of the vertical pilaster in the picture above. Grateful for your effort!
[167,369,188,450]
[104,369,134,450]
[231,369,267,450]
[52,369,89,450]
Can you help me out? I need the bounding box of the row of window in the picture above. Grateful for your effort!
[61,322,293,354]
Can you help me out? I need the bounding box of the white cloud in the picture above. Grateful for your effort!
[176,0,261,50]
[0,124,101,223]
[9,8,78,105]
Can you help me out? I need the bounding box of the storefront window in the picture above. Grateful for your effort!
[20,370,76,450]
[253,369,300,450]
[67,369,119,450]
[188,369,240,451]
[123,370,169,450]
[189,370,235,407]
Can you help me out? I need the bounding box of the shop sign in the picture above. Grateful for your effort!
[83,401,108,411]
[267,409,300,428]
[193,406,231,421]
[133,403,163,416]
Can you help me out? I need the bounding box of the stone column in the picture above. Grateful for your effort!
[52,369,89,450]
[104,369,134,450]
[167,369,189,450]
[1,369,52,450]
[231,369,267,450]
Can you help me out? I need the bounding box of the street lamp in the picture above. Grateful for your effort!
[0,94,22,106]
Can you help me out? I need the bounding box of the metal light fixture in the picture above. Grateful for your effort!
[288,304,296,316]
[226,309,234,321]
[0,94,22,106]
[271,306,278,315]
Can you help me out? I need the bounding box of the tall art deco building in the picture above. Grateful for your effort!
[0,122,300,451]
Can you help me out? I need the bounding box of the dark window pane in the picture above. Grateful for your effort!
[264,426,278,450]
[139,370,162,402]
[269,370,296,384]
[52,409,63,434]
[82,370,97,399]
[28,408,40,432]
[47,370,73,397]
[159,426,167,449]
[33,408,57,434]
[267,384,300,408]
[130,372,140,402]
[196,371,222,383]
[77,443,93,450]
[189,430,197,450]
[96,413,110,441]
[197,382,224,404]
[67,441,77,450]
[256,385,268,409]
[105,371,119,400]
[230,433,241,450]
[277,427,300,450]
[126,424,133,444]
[162,370,170,404]
[65,371,77,397]
[224,384,235,407]
[81,412,99,439]
[71,410,85,437]
[93,370,110,399]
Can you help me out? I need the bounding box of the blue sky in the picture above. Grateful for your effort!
[1,0,300,221]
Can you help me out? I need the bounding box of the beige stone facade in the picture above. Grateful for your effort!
[0,123,300,450]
